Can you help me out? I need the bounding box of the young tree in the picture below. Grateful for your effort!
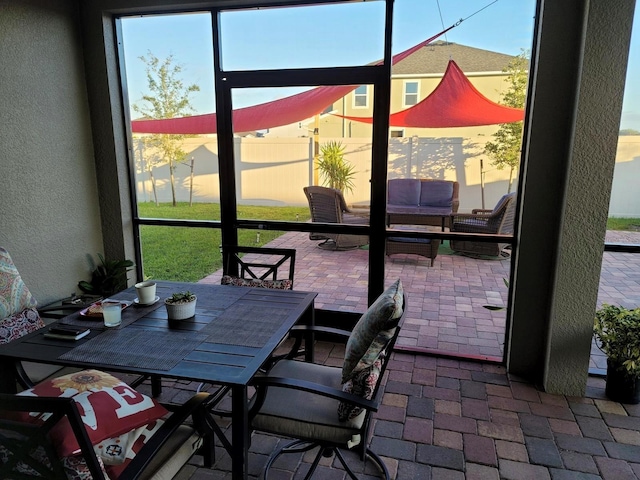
[133,52,200,206]
[484,51,529,193]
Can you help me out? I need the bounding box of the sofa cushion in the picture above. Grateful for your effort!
[17,369,168,457]
[0,247,38,320]
[387,237,433,244]
[387,179,420,206]
[419,180,453,207]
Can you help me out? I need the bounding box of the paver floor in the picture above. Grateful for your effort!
[202,230,640,373]
[144,341,640,480]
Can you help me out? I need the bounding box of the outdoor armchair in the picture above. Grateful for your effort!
[304,186,369,250]
[450,192,517,257]
[249,279,406,479]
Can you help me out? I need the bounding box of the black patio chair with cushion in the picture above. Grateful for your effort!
[220,245,296,289]
[248,279,406,479]
[0,369,213,479]
[304,186,369,250]
[450,192,517,257]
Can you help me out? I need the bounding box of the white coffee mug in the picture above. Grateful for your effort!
[135,281,157,305]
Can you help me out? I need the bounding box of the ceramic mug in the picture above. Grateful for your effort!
[135,281,157,305]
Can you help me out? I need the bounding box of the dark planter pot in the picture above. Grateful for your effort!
[606,359,640,404]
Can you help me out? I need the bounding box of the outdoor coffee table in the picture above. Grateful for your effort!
[0,281,316,480]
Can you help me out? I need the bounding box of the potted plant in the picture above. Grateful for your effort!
[594,304,640,404]
[165,291,197,320]
[317,141,357,194]
[78,253,135,297]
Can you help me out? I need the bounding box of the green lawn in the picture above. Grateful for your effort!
[137,202,310,282]
[606,217,640,231]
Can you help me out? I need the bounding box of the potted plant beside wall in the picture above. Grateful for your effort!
[317,141,356,194]
[594,304,640,404]
[165,291,197,320]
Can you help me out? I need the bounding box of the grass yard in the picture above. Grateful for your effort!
[138,202,310,282]
[607,217,640,231]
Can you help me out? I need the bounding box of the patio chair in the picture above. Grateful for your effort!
[450,192,517,257]
[220,245,296,289]
[0,247,81,391]
[303,186,369,250]
[0,370,213,479]
[249,279,406,479]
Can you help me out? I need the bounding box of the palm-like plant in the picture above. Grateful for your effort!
[317,141,357,194]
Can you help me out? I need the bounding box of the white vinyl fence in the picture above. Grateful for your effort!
[134,135,640,216]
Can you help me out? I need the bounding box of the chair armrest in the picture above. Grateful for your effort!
[289,324,351,340]
[249,375,378,419]
[118,392,211,480]
[471,208,493,214]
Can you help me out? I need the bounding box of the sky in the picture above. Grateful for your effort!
[120,0,639,131]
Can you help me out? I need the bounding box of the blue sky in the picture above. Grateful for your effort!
[121,0,639,130]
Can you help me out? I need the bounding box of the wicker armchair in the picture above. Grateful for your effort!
[450,192,517,257]
[303,186,369,250]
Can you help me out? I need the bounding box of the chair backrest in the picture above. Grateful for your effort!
[0,394,107,479]
[489,192,517,233]
[222,245,296,288]
[304,186,344,223]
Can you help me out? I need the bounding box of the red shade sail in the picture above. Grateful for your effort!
[130,85,356,135]
[339,60,524,128]
[130,28,457,135]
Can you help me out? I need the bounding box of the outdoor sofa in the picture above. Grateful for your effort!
[387,178,459,229]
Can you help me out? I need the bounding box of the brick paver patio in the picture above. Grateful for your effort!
[154,231,640,478]
[202,230,640,372]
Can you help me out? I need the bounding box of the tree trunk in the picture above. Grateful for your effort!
[169,160,177,207]
[189,156,195,207]
[508,167,514,193]
[149,168,159,206]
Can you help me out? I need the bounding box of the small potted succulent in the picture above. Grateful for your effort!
[594,304,640,404]
[165,291,197,320]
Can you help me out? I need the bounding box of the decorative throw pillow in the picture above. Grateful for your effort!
[0,307,45,344]
[17,369,168,457]
[221,275,292,290]
[338,355,384,421]
[0,247,38,320]
[341,279,403,383]
[96,419,163,474]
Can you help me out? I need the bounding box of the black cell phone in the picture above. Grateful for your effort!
[48,325,85,336]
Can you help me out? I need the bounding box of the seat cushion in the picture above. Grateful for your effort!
[419,181,453,207]
[221,275,292,290]
[0,247,38,320]
[251,360,365,446]
[342,279,403,383]
[387,237,432,244]
[387,179,420,205]
[17,369,168,457]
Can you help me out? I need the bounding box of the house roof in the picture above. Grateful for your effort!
[392,41,516,75]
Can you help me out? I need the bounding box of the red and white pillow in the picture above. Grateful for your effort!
[17,369,168,458]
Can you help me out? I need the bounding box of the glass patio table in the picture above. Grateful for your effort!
[0,281,316,480]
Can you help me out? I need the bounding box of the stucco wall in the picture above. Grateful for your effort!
[0,0,103,305]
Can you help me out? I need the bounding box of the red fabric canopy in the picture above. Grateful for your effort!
[130,85,356,134]
[130,29,456,135]
[339,60,524,128]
